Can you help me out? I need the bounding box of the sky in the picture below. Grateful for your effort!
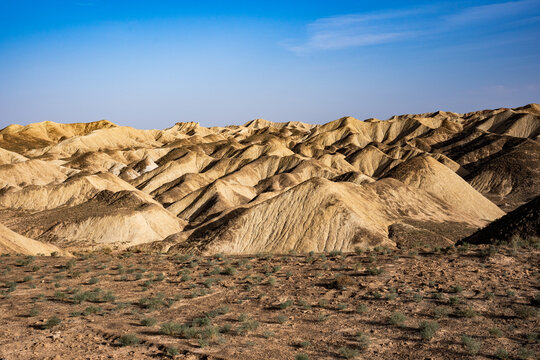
[1,0,539,129]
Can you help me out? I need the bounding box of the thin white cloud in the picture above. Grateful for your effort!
[283,0,540,54]
[444,0,540,25]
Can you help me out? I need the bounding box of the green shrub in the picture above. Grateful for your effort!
[525,332,538,343]
[206,306,229,318]
[461,334,481,355]
[83,306,102,315]
[222,266,237,276]
[455,306,477,318]
[366,267,384,276]
[192,316,212,327]
[140,317,157,326]
[495,348,509,360]
[280,300,293,309]
[513,305,537,319]
[419,321,440,340]
[338,346,358,359]
[295,354,309,360]
[166,346,179,356]
[489,328,503,337]
[139,294,165,311]
[389,312,406,326]
[160,322,185,336]
[356,332,370,350]
[118,333,140,346]
[43,316,61,329]
[355,304,369,314]
[155,273,165,281]
[517,347,534,359]
[432,306,450,319]
[28,307,40,317]
[219,324,232,333]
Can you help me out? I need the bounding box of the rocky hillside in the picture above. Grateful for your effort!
[0,104,539,254]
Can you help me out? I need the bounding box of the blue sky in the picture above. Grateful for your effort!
[1,0,539,129]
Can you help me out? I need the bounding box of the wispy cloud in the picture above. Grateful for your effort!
[283,0,540,54]
[444,0,539,25]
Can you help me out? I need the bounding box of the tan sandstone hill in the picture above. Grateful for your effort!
[0,104,538,254]
[0,222,66,256]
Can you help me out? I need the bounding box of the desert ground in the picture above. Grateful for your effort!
[0,243,538,360]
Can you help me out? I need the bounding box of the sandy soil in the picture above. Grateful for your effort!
[0,245,538,359]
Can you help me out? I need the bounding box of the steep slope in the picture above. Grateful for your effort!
[386,155,504,225]
[0,189,184,251]
[169,176,498,254]
[457,195,539,245]
[0,222,66,256]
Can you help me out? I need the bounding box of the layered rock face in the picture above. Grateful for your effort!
[0,104,538,254]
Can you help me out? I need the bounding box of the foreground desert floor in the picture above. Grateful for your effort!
[0,244,538,360]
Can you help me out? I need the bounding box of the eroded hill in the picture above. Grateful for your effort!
[0,104,539,254]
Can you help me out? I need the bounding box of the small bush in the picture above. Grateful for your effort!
[355,304,369,315]
[118,333,140,346]
[517,347,534,359]
[356,332,370,350]
[192,316,212,327]
[513,305,537,319]
[28,307,40,317]
[489,328,503,337]
[432,306,450,319]
[455,306,477,318]
[525,332,538,343]
[389,312,406,326]
[317,314,329,322]
[222,266,237,276]
[419,321,440,340]
[448,296,460,306]
[43,316,61,329]
[166,346,179,356]
[461,334,481,355]
[495,348,509,360]
[366,267,384,276]
[295,354,309,360]
[160,322,185,336]
[83,306,102,315]
[338,346,358,359]
[155,273,165,281]
[140,317,157,327]
[280,300,293,309]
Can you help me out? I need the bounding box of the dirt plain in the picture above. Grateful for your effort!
[0,244,538,360]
